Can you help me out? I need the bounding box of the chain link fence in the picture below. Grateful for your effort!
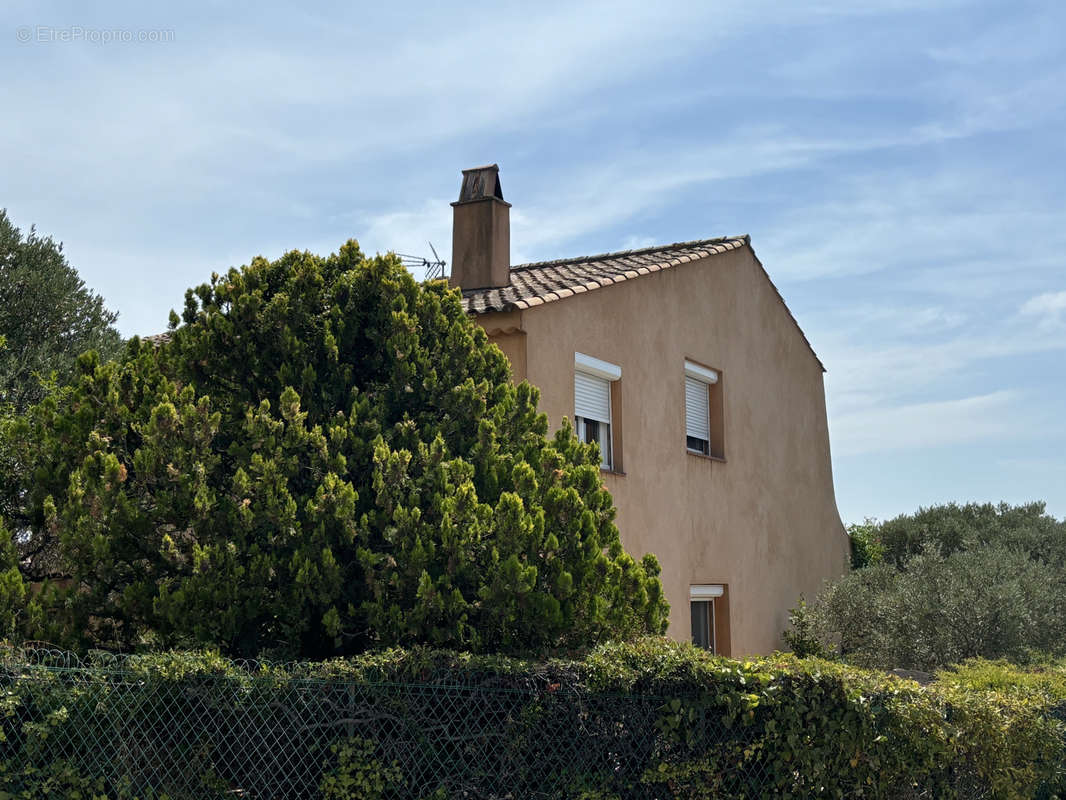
[0,647,760,799]
[0,646,1056,798]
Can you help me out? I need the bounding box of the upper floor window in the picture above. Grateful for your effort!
[685,360,723,459]
[575,352,621,471]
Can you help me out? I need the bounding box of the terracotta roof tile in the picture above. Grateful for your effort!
[460,236,748,315]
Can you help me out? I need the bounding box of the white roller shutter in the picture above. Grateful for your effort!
[685,376,710,441]
[690,584,725,599]
[575,371,611,423]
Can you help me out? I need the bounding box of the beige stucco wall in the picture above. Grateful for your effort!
[475,245,850,655]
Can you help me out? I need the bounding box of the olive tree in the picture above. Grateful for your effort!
[789,502,1066,669]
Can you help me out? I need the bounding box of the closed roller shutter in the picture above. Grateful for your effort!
[685,376,710,442]
[575,371,611,423]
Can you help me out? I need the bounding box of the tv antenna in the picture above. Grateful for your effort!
[398,242,447,281]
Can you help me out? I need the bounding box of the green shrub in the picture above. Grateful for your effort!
[320,738,404,800]
[781,597,835,659]
[5,242,667,659]
[800,502,1066,671]
[0,639,1062,799]
[848,518,884,569]
[942,658,1066,699]
[939,658,1066,797]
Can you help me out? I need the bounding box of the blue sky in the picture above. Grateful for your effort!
[3,0,1064,524]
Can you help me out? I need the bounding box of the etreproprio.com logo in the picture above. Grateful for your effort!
[16,25,175,44]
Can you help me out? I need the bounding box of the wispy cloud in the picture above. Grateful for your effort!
[1020,291,1066,331]
[831,390,1019,456]
[388,109,1056,267]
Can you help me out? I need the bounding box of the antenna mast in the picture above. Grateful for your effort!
[398,242,447,281]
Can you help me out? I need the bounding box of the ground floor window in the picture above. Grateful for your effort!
[690,584,727,654]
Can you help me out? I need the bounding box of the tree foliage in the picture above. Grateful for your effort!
[0,209,123,413]
[3,241,668,658]
[875,500,1066,568]
[0,518,27,639]
[790,502,1066,670]
[846,517,883,569]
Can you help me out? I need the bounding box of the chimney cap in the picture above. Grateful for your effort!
[454,164,508,205]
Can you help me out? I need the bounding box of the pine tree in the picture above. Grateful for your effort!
[7,241,667,657]
[0,209,123,413]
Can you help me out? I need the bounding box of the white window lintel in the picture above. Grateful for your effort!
[684,360,718,384]
[575,352,621,381]
[690,584,724,600]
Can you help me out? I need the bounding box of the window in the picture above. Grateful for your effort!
[575,352,621,471]
[690,584,726,654]
[575,381,611,468]
[684,360,723,459]
[685,374,711,455]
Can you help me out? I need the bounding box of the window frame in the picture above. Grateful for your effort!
[690,584,726,654]
[574,352,621,472]
[684,360,722,459]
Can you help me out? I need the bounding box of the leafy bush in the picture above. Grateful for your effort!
[781,598,833,659]
[940,658,1066,797]
[792,503,1066,670]
[0,639,1062,799]
[2,241,666,658]
[847,517,883,568]
[942,657,1066,699]
[320,738,404,800]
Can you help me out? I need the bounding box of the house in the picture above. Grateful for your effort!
[449,164,850,656]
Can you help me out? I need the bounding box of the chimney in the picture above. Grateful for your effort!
[450,164,511,290]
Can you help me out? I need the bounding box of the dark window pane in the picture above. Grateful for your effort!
[584,419,600,444]
[691,600,711,649]
[687,435,709,455]
[577,417,611,469]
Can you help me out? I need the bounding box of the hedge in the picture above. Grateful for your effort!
[938,657,1066,798]
[0,638,1062,799]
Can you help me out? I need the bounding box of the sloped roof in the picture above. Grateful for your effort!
[460,236,748,314]
[461,235,824,371]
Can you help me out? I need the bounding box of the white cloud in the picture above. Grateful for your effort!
[926,10,1065,67]
[831,390,1019,456]
[1021,290,1066,315]
[1019,290,1066,333]
[760,162,1066,287]
[618,235,657,251]
[820,310,1066,411]
[376,113,1051,270]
